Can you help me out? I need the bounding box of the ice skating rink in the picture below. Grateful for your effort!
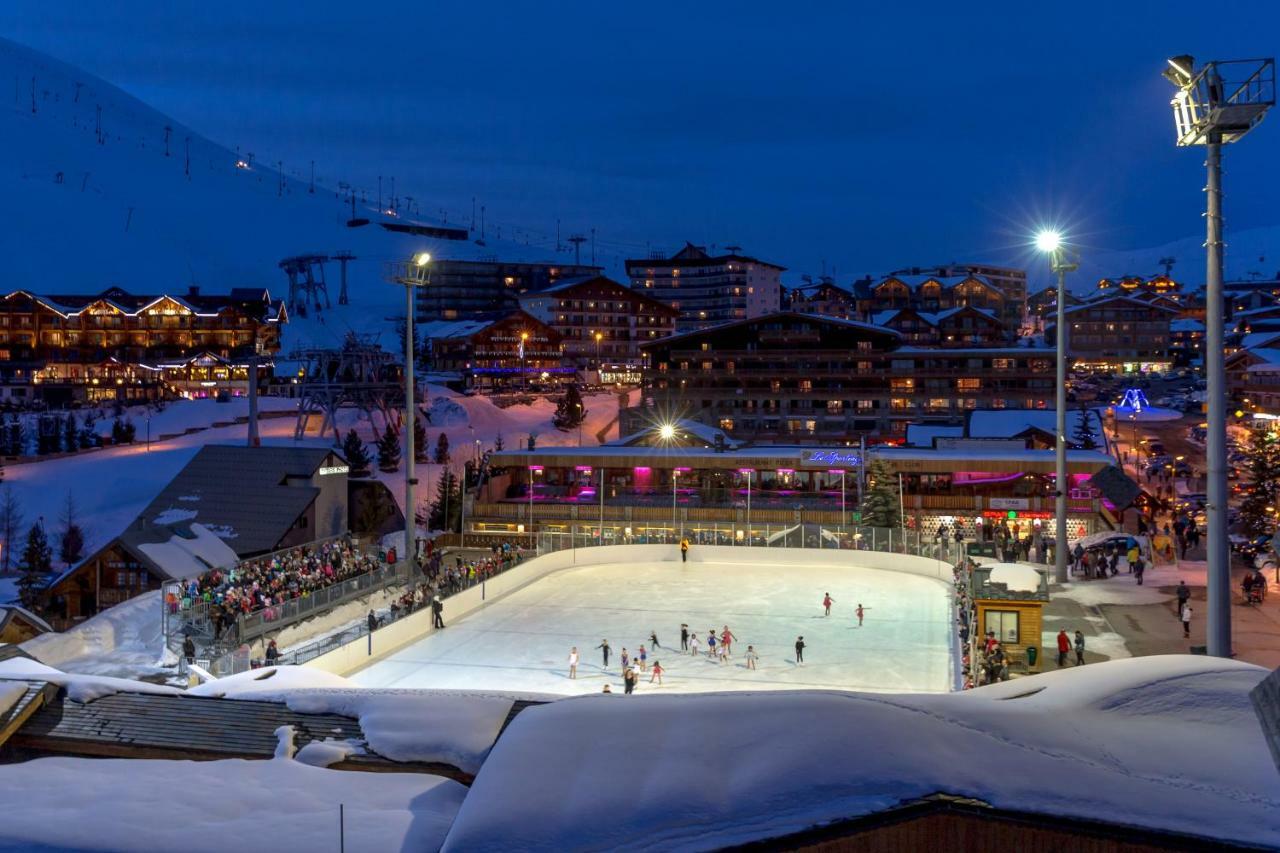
[350,555,956,695]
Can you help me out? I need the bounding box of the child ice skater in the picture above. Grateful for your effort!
[744,645,758,670]
[650,660,664,685]
[568,646,579,679]
[823,593,835,616]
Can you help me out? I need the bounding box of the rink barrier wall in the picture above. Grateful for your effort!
[303,545,955,678]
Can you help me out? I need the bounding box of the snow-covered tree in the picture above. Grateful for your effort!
[552,384,587,431]
[18,521,52,608]
[376,423,400,472]
[63,413,80,453]
[58,491,85,566]
[341,428,372,477]
[428,468,461,532]
[1240,424,1280,538]
[413,418,427,463]
[859,457,900,529]
[1071,405,1099,450]
[433,432,450,465]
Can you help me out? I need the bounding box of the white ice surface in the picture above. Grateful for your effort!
[352,558,955,695]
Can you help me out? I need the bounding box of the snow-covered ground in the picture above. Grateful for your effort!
[1,386,620,563]
[352,557,955,695]
[444,656,1279,852]
[21,589,175,677]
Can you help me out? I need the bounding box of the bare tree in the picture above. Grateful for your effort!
[0,485,23,574]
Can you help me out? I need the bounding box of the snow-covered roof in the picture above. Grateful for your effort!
[984,562,1046,594]
[1239,331,1280,351]
[1170,318,1205,332]
[418,319,494,340]
[967,409,1099,440]
[611,417,745,449]
[135,523,239,581]
[904,423,964,447]
[0,605,53,634]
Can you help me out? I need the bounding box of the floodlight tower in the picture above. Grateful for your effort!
[393,252,432,561]
[1162,55,1275,657]
[1037,230,1078,584]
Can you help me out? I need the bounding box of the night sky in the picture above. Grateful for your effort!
[3,1,1279,279]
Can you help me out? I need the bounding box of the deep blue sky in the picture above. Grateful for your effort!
[3,2,1279,280]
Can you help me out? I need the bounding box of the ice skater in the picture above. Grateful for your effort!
[650,660,664,685]
[705,631,717,659]
[680,624,689,651]
[689,633,701,656]
[649,629,660,649]
[716,643,727,665]
[823,592,835,616]
[638,645,648,672]
[597,639,611,668]
[720,626,738,657]
[856,603,866,627]
[624,665,637,695]
[795,636,805,665]
[568,646,579,679]
[680,536,690,563]
[744,645,758,670]
[621,648,630,671]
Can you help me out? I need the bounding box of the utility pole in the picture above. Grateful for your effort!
[568,235,586,266]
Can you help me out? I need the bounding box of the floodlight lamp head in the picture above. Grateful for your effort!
[1163,55,1195,88]
[658,423,676,441]
[1035,230,1062,253]
[413,252,431,267]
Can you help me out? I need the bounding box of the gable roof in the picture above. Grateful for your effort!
[1061,295,1180,316]
[132,445,342,557]
[640,311,902,351]
[967,409,1100,442]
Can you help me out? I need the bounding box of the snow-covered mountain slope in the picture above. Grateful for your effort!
[0,36,585,352]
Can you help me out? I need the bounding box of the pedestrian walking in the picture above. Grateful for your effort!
[597,638,611,668]
[1073,631,1085,666]
[1056,629,1070,667]
[568,647,579,679]
[680,623,689,651]
[823,592,835,616]
[431,595,445,629]
[1175,581,1190,618]
[1181,603,1193,639]
[855,603,865,627]
[745,645,758,670]
[650,660,664,685]
[795,636,805,665]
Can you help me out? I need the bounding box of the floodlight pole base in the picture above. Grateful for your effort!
[1205,137,1232,658]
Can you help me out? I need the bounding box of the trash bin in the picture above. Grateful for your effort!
[1190,645,1208,655]
[1025,646,1038,667]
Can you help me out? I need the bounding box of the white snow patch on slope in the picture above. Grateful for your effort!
[152,508,198,526]
[20,589,172,676]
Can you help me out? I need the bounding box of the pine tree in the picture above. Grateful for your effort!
[58,491,85,566]
[494,433,504,451]
[121,418,137,443]
[1071,405,1099,450]
[80,411,99,448]
[859,457,901,529]
[0,485,23,573]
[413,418,427,463]
[428,469,461,531]
[63,413,80,453]
[552,383,587,431]
[1240,424,1280,538]
[18,521,52,608]
[434,432,450,465]
[111,417,125,445]
[341,428,372,477]
[376,423,401,472]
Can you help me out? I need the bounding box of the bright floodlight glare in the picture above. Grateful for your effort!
[659,423,676,441]
[1035,231,1062,253]
[1163,55,1195,87]
[413,252,431,266]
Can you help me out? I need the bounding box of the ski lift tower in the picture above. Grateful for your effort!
[1162,55,1275,658]
[279,254,332,316]
[291,332,404,442]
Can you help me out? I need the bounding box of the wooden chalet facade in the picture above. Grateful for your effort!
[518,275,678,367]
[424,311,570,391]
[1045,295,1177,374]
[0,286,285,404]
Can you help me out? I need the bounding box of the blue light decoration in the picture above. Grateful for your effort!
[1119,387,1149,413]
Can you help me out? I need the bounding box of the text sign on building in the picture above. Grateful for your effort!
[319,465,350,476]
[801,450,862,469]
[988,497,1030,510]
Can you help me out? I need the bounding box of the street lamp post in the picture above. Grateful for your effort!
[1163,55,1275,657]
[520,331,529,396]
[672,468,679,543]
[397,252,430,562]
[595,331,603,370]
[1037,231,1078,583]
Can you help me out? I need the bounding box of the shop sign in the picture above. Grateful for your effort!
[988,497,1030,510]
[319,465,350,476]
[802,449,862,468]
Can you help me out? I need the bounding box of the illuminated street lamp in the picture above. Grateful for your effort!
[1037,230,1078,583]
[520,331,530,395]
[1162,55,1275,657]
[393,252,430,561]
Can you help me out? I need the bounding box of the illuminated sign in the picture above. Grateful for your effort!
[801,450,863,468]
[1119,387,1149,412]
[319,465,350,476]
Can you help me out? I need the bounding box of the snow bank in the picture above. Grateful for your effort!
[21,590,172,676]
[188,665,354,697]
[0,754,466,853]
[295,738,364,768]
[0,656,179,703]
[444,657,1278,851]
[1054,581,1172,607]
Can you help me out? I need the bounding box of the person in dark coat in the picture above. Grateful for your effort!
[265,640,280,665]
[431,595,445,629]
[680,624,689,652]
[794,636,806,665]
[597,639,611,667]
[367,610,378,633]
[182,635,196,664]
[1176,581,1191,617]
